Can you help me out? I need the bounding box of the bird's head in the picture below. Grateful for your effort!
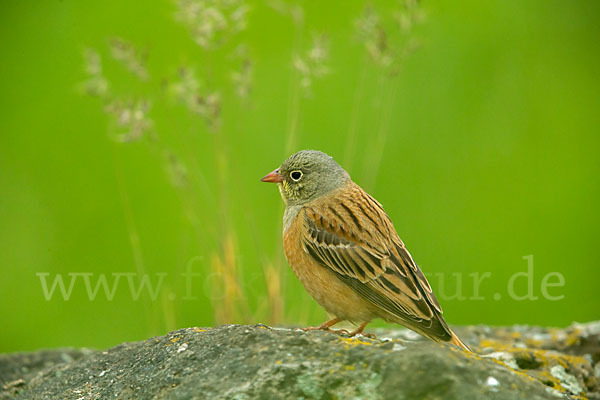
[261,150,350,206]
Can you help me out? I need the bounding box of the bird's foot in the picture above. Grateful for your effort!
[302,317,348,334]
[346,322,376,338]
[347,329,376,338]
[328,328,351,335]
[301,326,322,332]
[302,326,350,335]
[357,332,377,339]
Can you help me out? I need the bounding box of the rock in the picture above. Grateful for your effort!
[1,322,598,399]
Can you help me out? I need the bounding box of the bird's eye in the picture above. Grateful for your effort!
[290,170,303,181]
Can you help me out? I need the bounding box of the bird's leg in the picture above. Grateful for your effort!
[302,317,348,334]
[348,321,376,338]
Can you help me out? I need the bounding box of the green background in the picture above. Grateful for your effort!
[1,0,599,352]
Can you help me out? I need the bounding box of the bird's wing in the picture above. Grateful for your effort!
[300,183,451,340]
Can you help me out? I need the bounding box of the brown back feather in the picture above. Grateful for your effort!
[301,182,457,344]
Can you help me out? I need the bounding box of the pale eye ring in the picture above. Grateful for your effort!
[290,170,303,181]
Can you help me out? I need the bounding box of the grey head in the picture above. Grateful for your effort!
[261,150,350,207]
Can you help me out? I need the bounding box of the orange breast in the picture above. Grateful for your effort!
[283,208,378,322]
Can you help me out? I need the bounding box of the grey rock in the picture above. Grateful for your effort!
[1,322,599,399]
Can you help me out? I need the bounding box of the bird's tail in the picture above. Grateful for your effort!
[403,317,472,352]
[449,330,471,352]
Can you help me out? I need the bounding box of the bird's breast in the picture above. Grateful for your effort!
[282,207,378,322]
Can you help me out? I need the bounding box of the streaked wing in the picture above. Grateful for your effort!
[301,183,451,340]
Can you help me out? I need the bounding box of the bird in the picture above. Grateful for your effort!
[261,150,470,351]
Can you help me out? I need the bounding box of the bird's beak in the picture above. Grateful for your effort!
[261,169,283,183]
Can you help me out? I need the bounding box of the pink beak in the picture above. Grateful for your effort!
[261,169,283,183]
